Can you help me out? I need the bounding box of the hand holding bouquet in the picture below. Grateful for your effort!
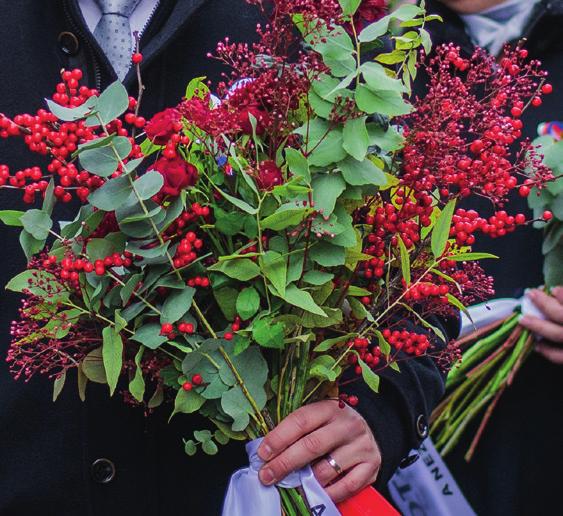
[0,0,553,513]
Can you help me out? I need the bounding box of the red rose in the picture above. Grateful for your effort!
[238,105,270,136]
[150,156,198,196]
[356,0,387,24]
[145,108,182,145]
[256,160,283,190]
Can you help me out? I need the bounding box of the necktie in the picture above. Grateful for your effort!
[93,0,142,80]
[460,0,541,56]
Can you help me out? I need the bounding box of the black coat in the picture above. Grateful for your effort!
[420,2,563,515]
[0,1,455,514]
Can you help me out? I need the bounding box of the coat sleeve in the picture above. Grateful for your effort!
[345,314,459,486]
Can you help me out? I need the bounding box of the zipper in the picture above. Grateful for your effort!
[62,0,102,91]
[137,0,161,46]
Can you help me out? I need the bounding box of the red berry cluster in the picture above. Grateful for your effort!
[173,231,203,269]
[404,282,450,304]
[182,373,203,392]
[165,203,212,238]
[0,68,145,203]
[186,276,210,288]
[382,328,430,356]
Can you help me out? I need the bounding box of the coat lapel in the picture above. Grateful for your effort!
[124,0,209,85]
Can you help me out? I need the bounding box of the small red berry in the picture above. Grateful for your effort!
[347,395,359,407]
[531,96,542,107]
[541,83,553,94]
[132,52,143,64]
[160,322,173,335]
[543,210,553,221]
[518,185,530,197]
[192,374,203,386]
[224,332,234,341]
[182,381,193,391]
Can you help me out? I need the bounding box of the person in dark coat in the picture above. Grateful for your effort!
[418,1,563,515]
[0,1,457,515]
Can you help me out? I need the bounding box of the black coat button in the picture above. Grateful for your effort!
[416,414,429,439]
[91,458,116,484]
[58,31,80,56]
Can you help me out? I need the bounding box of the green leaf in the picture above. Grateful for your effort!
[338,0,361,15]
[398,236,411,285]
[431,199,456,258]
[0,210,24,227]
[217,188,258,215]
[20,209,52,240]
[252,319,285,349]
[285,147,311,182]
[202,440,219,455]
[128,347,145,402]
[367,124,405,152]
[447,252,498,262]
[338,156,387,186]
[310,241,346,267]
[314,333,356,352]
[53,371,67,402]
[309,355,339,382]
[173,388,205,417]
[160,287,196,324]
[82,347,107,384]
[355,85,412,116]
[46,95,97,121]
[260,251,287,297]
[131,171,164,201]
[361,62,406,93]
[312,173,346,216]
[358,4,423,42]
[19,230,44,260]
[194,429,213,442]
[359,358,380,392]
[88,174,133,211]
[214,429,230,445]
[295,119,347,166]
[131,323,168,350]
[261,203,313,231]
[6,269,59,295]
[213,287,239,321]
[86,235,124,261]
[102,326,123,396]
[281,284,327,317]
[343,116,370,161]
[236,287,261,321]
[185,76,209,99]
[184,439,197,456]
[208,258,261,281]
[303,270,334,285]
[120,273,143,305]
[79,137,131,177]
[93,80,129,125]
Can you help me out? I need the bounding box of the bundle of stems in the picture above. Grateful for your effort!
[430,311,535,461]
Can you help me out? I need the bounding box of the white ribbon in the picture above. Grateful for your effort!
[222,438,340,516]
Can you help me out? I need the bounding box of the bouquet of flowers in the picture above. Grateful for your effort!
[431,122,561,461]
[0,0,552,513]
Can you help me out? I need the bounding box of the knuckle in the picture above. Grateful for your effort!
[349,414,367,436]
[302,433,323,454]
[290,409,310,433]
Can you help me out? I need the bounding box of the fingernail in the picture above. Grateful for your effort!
[527,289,538,299]
[259,467,275,485]
[258,444,272,461]
[552,286,562,296]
